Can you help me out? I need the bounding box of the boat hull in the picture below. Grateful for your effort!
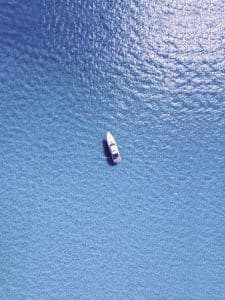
[106,132,121,163]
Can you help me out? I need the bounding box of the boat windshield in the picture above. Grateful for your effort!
[110,143,116,146]
[112,153,119,159]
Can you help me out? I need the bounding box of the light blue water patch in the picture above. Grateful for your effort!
[0,0,225,299]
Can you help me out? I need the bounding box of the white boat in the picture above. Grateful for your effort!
[106,132,121,163]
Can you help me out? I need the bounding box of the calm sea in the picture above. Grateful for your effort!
[0,1,225,299]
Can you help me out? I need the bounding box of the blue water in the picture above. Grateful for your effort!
[1,1,225,299]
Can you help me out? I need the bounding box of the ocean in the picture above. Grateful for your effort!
[0,0,225,299]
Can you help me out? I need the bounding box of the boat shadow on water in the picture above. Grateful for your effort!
[102,139,117,166]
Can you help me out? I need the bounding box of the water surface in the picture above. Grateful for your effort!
[0,1,225,299]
